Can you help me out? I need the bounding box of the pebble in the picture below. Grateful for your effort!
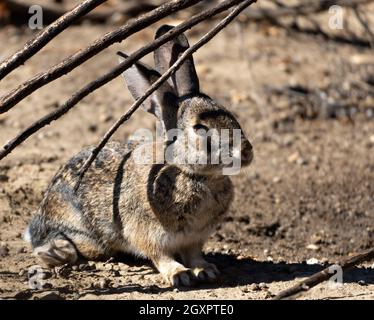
[0,242,9,257]
[249,283,261,291]
[104,264,113,271]
[287,152,300,163]
[259,282,268,289]
[18,269,27,278]
[306,258,320,265]
[112,270,121,277]
[306,244,320,251]
[296,157,308,166]
[16,247,27,254]
[97,278,110,289]
[272,176,281,183]
[40,270,53,280]
[358,280,367,286]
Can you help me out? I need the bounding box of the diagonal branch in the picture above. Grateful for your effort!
[352,5,374,48]
[273,247,374,300]
[0,0,252,161]
[0,0,203,114]
[0,0,107,81]
[74,0,257,191]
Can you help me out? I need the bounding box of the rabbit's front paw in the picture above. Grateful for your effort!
[192,262,220,282]
[167,267,196,287]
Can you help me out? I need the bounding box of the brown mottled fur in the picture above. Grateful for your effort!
[26,26,253,287]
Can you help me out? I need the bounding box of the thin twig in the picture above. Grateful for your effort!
[274,247,374,300]
[0,0,203,114]
[74,0,256,191]
[0,0,107,80]
[352,5,374,48]
[0,0,250,161]
[3,0,158,24]
[242,0,373,22]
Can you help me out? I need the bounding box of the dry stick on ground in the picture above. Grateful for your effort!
[274,247,374,300]
[0,0,203,114]
[0,0,107,81]
[74,0,257,191]
[0,0,251,161]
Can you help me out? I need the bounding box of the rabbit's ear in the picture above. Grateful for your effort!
[154,25,200,97]
[118,52,178,131]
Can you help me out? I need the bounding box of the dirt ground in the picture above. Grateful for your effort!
[0,7,373,300]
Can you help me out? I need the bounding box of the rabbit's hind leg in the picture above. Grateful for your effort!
[33,237,78,267]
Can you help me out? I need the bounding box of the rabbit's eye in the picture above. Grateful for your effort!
[193,124,209,132]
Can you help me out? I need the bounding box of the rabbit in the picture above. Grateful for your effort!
[24,25,253,287]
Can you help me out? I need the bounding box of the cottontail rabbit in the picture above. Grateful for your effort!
[25,25,253,287]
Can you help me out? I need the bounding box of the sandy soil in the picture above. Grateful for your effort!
[0,10,373,300]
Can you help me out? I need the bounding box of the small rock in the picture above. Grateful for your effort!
[287,152,300,163]
[259,282,268,289]
[55,265,71,278]
[72,265,79,271]
[40,270,53,280]
[306,258,319,265]
[97,278,110,289]
[306,244,320,251]
[0,242,9,257]
[358,280,367,286]
[104,264,113,271]
[19,269,27,277]
[118,263,129,271]
[249,283,261,291]
[296,157,308,166]
[112,270,121,277]
[272,176,281,183]
[16,247,27,254]
[173,288,179,293]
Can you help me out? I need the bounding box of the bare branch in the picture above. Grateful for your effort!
[352,5,374,48]
[0,0,107,81]
[74,0,257,191]
[274,247,374,300]
[0,0,252,161]
[3,0,158,24]
[242,0,373,22]
[0,0,203,114]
